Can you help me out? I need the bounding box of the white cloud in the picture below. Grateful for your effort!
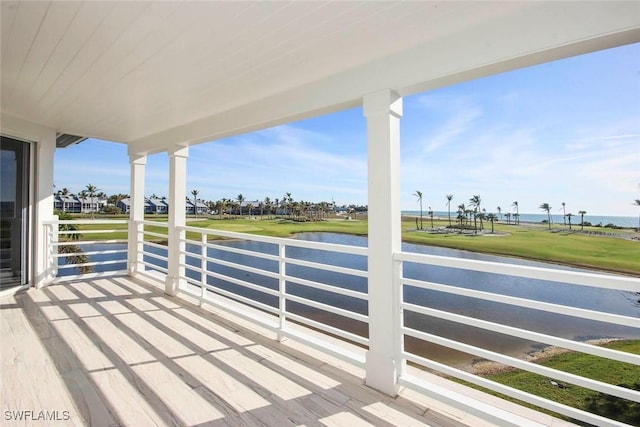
[183,123,367,205]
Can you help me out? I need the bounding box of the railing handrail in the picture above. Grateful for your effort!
[139,219,169,227]
[395,249,640,292]
[178,224,369,256]
[44,219,129,225]
[402,275,640,328]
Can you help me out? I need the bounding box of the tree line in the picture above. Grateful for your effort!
[193,191,364,222]
[411,192,637,233]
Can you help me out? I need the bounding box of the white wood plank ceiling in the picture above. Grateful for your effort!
[1,1,639,152]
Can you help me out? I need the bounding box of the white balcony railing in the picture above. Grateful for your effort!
[395,251,640,427]
[44,218,640,426]
[44,218,129,282]
[134,222,370,366]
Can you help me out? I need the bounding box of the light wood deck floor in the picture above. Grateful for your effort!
[1,276,559,427]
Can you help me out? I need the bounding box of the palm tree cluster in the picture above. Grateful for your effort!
[206,192,338,222]
[414,193,499,233]
[540,202,594,231]
[411,193,621,234]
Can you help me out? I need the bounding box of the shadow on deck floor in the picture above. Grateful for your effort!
[2,276,483,426]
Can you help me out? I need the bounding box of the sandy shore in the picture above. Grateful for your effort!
[466,338,622,376]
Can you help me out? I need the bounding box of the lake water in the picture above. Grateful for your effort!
[63,233,640,367]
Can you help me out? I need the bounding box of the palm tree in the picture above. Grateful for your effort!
[284,192,292,218]
[512,201,519,225]
[446,194,453,227]
[469,194,481,233]
[634,199,640,231]
[60,187,70,212]
[578,210,587,231]
[566,212,573,230]
[505,212,511,225]
[457,203,466,227]
[540,203,552,229]
[428,206,434,229]
[237,193,245,217]
[561,202,566,225]
[191,189,199,217]
[477,210,486,231]
[496,206,502,221]
[413,191,424,230]
[264,197,271,219]
[79,190,87,216]
[85,184,99,219]
[486,213,498,233]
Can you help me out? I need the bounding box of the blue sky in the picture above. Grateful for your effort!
[55,42,640,216]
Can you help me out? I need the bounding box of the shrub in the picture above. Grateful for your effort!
[585,382,640,425]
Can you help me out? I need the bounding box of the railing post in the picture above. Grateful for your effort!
[395,258,406,378]
[200,233,207,305]
[363,89,403,396]
[277,243,287,342]
[51,219,58,280]
[43,219,57,285]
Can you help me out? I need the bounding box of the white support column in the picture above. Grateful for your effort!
[34,130,57,288]
[165,145,188,296]
[363,89,403,396]
[127,152,147,276]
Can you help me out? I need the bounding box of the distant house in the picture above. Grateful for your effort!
[117,197,207,215]
[53,195,102,214]
[147,198,168,214]
[240,200,260,215]
[186,198,208,215]
[79,196,104,214]
[117,198,131,214]
[54,195,80,213]
[118,198,169,214]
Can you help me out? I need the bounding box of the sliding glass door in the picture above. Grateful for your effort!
[0,136,30,289]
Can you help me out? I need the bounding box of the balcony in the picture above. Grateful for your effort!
[2,3,640,425]
[6,274,566,427]
[5,218,637,426]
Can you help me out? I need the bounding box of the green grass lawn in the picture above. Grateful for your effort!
[402,218,640,276]
[71,214,640,276]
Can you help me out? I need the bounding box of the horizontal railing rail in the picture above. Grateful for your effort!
[137,220,169,276]
[397,251,639,292]
[175,225,370,364]
[395,249,640,426]
[44,217,639,425]
[44,219,129,282]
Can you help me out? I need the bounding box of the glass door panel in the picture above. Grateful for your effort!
[0,137,30,289]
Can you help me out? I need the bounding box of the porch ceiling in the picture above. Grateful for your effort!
[1,1,639,153]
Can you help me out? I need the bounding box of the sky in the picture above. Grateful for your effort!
[54,42,640,217]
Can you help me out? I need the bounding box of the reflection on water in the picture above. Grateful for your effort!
[70,232,640,367]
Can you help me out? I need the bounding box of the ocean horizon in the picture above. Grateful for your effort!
[401,211,638,229]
